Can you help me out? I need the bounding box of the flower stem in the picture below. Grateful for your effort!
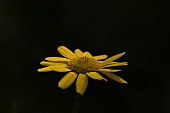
[71,94,82,113]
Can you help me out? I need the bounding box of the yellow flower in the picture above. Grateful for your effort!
[38,46,128,95]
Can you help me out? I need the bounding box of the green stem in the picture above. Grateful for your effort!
[71,94,82,113]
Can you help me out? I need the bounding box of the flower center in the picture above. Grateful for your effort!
[67,57,99,73]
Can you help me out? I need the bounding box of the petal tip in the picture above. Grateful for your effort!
[124,81,128,84]
[58,84,65,89]
[57,46,65,49]
[120,52,126,56]
[121,80,128,84]
[103,78,108,82]
[40,61,45,65]
[57,46,68,51]
[37,69,41,72]
[45,57,49,60]
[38,68,50,72]
[77,92,84,95]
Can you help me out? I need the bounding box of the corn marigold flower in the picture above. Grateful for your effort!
[38,46,128,95]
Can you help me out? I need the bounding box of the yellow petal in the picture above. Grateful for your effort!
[49,63,67,67]
[97,61,104,64]
[49,65,71,72]
[98,69,121,72]
[99,52,126,67]
[40,61,65,66]
[58,72,77,89]
[86,72,107,81]
[93,55,108,60]
[104,62,128,67]
[84,51,93,58]
[57,46,77,59]
[76,73,88,95]
[75,49,84,57]
[108,62,127,65]
[38,67,52,72]
[101,72,127,84]
[45,57,70,62]
[98,61,119,64]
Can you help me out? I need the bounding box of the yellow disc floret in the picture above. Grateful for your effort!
[67,56,99,73]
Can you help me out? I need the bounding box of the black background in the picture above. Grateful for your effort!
[1,0,170,113]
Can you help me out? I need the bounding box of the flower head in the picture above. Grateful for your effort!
[38,46,128,95]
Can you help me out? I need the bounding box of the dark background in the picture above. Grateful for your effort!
[0,0,170,113]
